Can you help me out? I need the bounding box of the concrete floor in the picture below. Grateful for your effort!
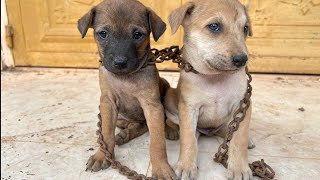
[1,68,320,180]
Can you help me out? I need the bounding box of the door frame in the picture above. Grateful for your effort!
[1,0,14,69]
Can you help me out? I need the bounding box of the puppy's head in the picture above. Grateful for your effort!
[78,0,166,75]
[169,0,252,75]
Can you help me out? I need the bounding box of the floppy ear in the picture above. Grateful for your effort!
[77,8,95,38]
[147,8,166,42]
[244,5,253,36]
[168,2,195,34]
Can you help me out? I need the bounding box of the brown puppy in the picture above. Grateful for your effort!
[164,0,253,179]
[78,0,177,179]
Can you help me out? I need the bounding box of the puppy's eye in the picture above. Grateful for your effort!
[133,32,143,40]
[244,26,249,36]
[208,23,221,33]
[98,31,107,39]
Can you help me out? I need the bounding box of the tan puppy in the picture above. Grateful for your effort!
[78,0,177,179]
[164,0,253,179]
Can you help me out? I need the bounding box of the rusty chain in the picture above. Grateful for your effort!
[146,46,198,73]
[94,46,275,180]
[214,67,253,168]
[249,159,275,180]
[147,46,182,65]
[213,67,275,180]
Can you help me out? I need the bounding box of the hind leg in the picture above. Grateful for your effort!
[115,121,148,145]
[116,119,130,129]
[165,118,179,140]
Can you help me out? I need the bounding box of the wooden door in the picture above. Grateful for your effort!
[6,0,320,74]
[6,0,182,69]
[246,0,320,74]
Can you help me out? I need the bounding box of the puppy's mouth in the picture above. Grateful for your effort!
[102,59,143,75]
[205,60,240,72]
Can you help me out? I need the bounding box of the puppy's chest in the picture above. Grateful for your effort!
[116,92,145,120]
[105,72,157,121]
[188,76,247,128]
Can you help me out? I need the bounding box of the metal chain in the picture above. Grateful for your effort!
[147,46,182,64]
[213,68,275,180]
[146,46,198,73]
[249,159,275,180]
[95,46,275,180]
[214,67,253,167]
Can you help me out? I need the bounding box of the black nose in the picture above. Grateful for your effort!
[232,54,248,67]
[114,56,127,69]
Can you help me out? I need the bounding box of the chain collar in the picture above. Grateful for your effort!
[146,46,200,74]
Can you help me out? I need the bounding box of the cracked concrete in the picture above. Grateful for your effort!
[1,68,320,180]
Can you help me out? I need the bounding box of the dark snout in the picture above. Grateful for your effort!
[101,39,141,74]
[113,56,128,69]
[232,54,248,67]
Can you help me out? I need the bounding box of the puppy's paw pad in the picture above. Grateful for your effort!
[86,149,111,172]
[227,166,252,180]
[174,161,198,180]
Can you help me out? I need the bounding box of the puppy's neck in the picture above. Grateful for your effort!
[182,67,246,83]
[182,44,212,75]
[103,62,157,81]
[182,43,196,65]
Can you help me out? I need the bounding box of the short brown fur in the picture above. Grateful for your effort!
[165,0,253,179]
[78,0,177,179]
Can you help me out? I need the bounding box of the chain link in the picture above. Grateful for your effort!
[146,46,198,73]
[250,159,275,180]
[95,46,275,180]
[147,46,182,64]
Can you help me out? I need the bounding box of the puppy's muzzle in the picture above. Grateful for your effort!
[113,56,128,69]
[232,54,248,67]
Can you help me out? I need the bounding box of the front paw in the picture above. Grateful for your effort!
[86,148,111,172]
[227,164,252,180]
[174,160,198,180]
[152,162,178,180]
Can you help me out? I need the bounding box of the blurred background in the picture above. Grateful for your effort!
[1,0,320,74]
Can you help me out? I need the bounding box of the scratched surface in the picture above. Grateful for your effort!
[1,68,320,180]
